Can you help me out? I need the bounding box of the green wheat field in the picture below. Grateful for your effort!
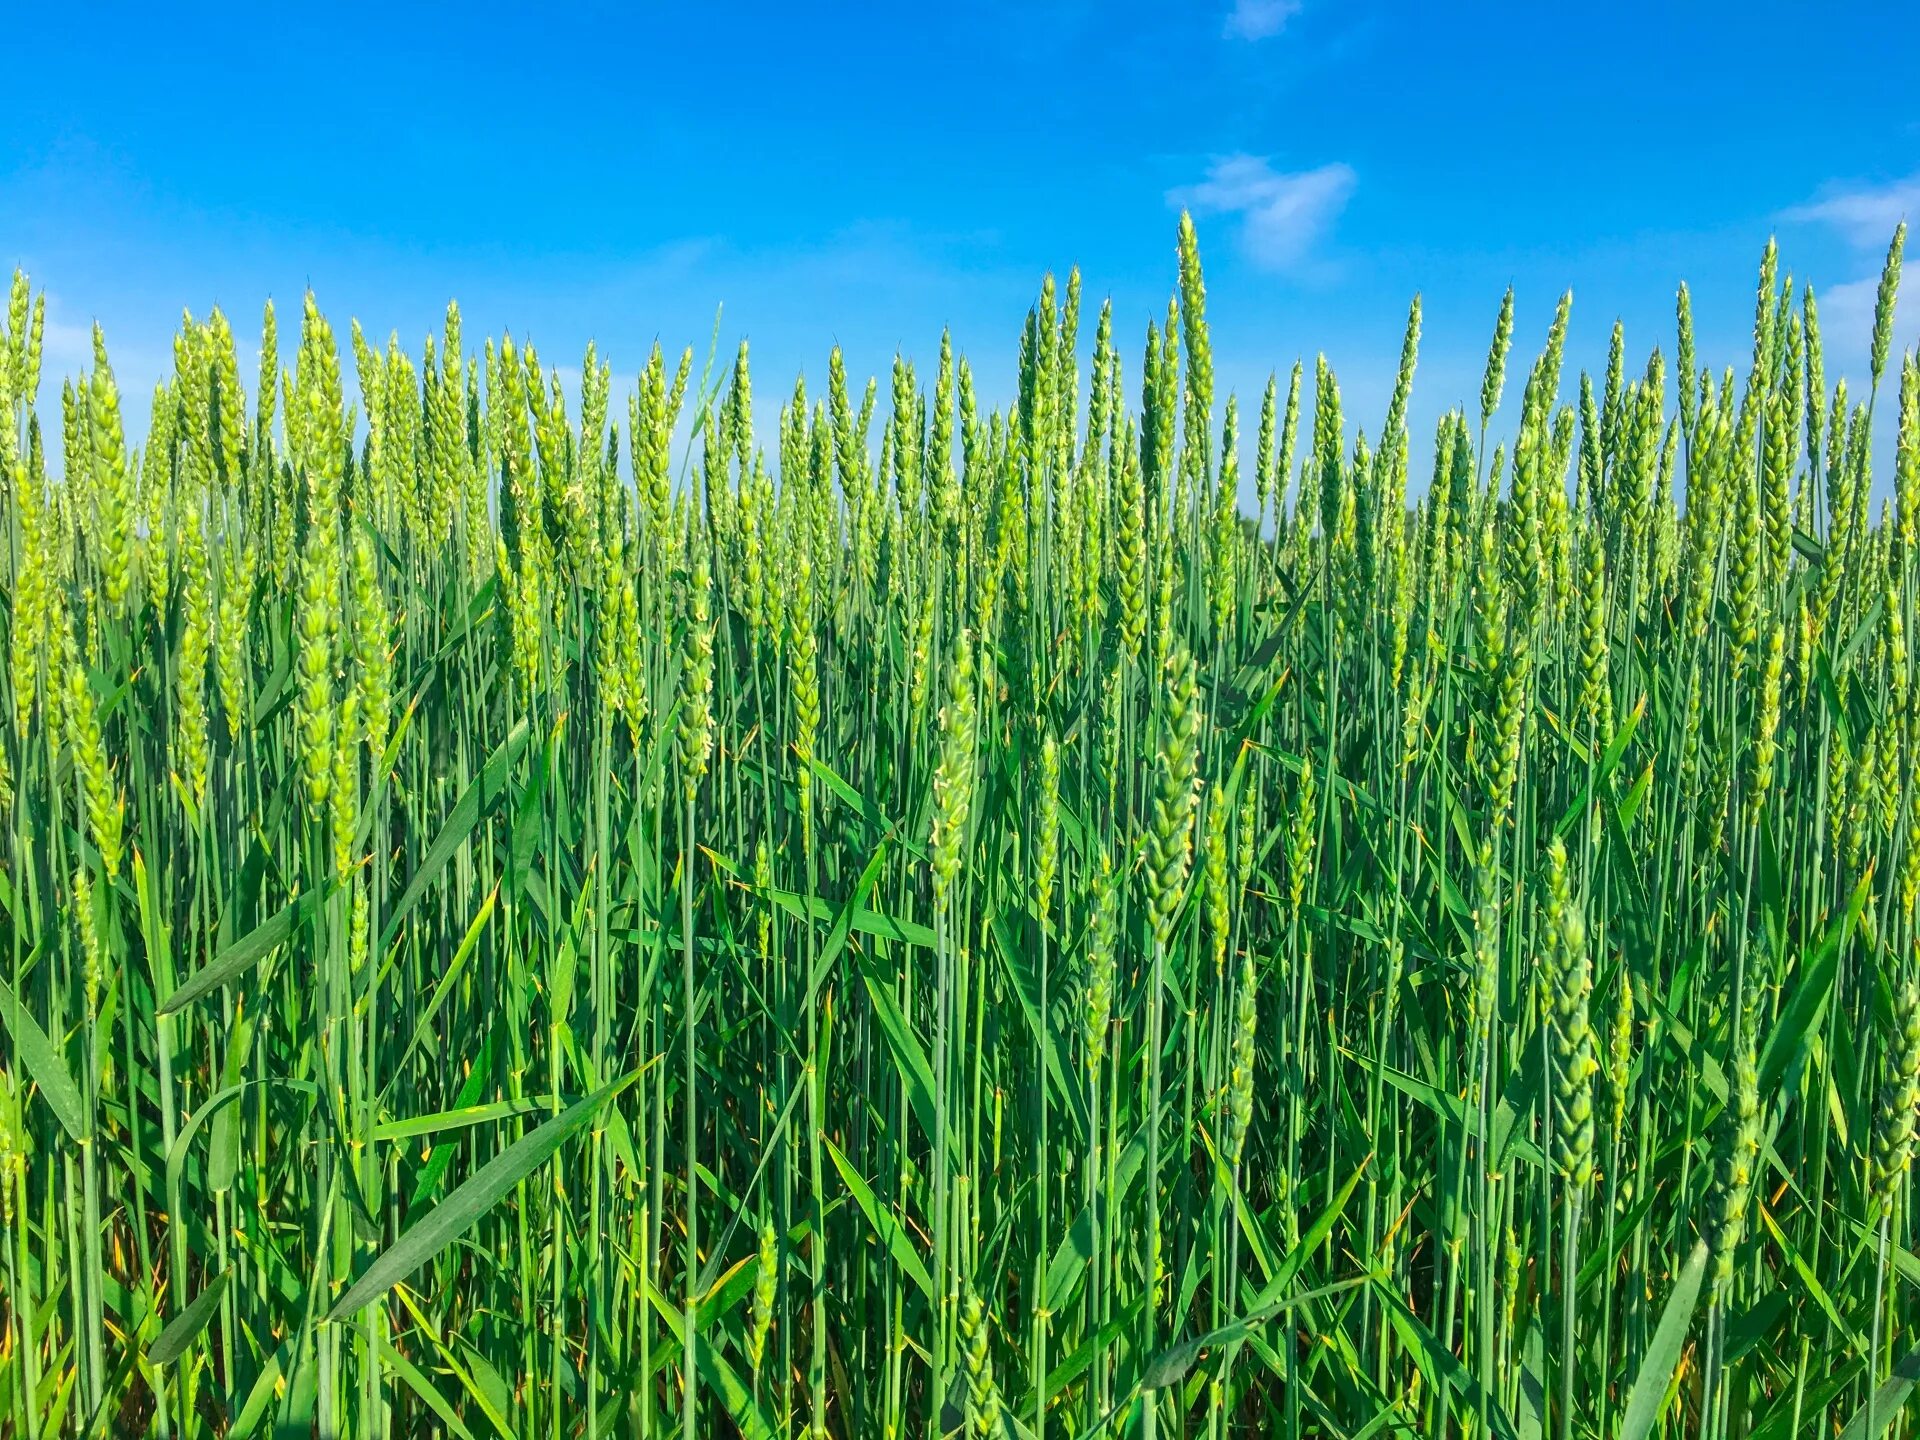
[1,216,1918,1439]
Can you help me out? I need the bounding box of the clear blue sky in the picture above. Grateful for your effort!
[7,1,1919,487]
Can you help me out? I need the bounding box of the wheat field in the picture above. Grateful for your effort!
[1,216,1918,1438]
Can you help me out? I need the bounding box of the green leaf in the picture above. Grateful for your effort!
[756,883,936,949]
[167,1082,247,1200]
[389,1286,515,1440]
[1618,1241,1707,1440]
[825,1136,934,1301]
[1837,1338,1920,1440]
[458,1341,517,1438]
[209,1011,256,1194]
[226,1337,289,1437]
[149,1270,228,1365]
[987,909,1090,1143]
[802,843,887,1016]
[1042,1121,1151,1311]
[803,754,926,858]
[406,1024,499,1214]
[1375,1284,1519,1439]
[372,1095,580,1143]
[1552,693,1645,836]
[381,883,499,1105]
[1748,1362,1863,1440]
[159,879,339,1017]
[324,1069,635,1322]
[0,973,89,1142]
[1516,1321,1545,1440]
[695,1331,781,1440]
[1140,1277,1365,1392]
[379,718,532,953]
[1244,1154,1370,1307]
[376,1338,478,1440]
[1757,1204,1866,1350]
[1758,869,1871,1095]
[856,949,947,1162]
[1042,1303,1142,1397]
[1358,1051,1546,1170]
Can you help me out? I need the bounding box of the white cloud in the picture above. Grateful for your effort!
[40,317,95,372]
[1812,275,1880,363]
[1781,173,1920,249]
[1224,0,1301,40]
[1168,155,1355,273]
[1779,178,1919,375]
[24,292,98,375]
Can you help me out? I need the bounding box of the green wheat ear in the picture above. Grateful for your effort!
[960,1286,1004,1439]
[1541,839,1597,1189]
[675,525,715,799]
[1872,223,1905,393]
[63,638,123,883]
[1204,792,1229,977]
[1481,286,1515,433]
[1225,948,1259,1169]
[1143,643,1203,950]
[1871,978,1920,1209]
[1035,734,1061,921]
[1708,1028,1763,1299]
[1286,753,1318,915]
[747,1219,779,1377]
[1083,843,1117,1074]
[1607,968,1635,1136]
[0,1068,19,1231]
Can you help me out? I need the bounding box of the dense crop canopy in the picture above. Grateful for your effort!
[1,223,1919,1437]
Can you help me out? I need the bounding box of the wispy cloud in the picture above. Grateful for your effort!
[1224,0,1301,40]
[38,292,167,387]
[1811,275,1880,357]
[39,312,95,371]
[1168,155,1355,274]
[1778,176,1917,375]
[1781,173,1920,248]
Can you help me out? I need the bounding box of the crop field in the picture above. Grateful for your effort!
[1,216,1918,1438]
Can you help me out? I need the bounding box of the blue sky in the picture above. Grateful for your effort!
[6,1,1919,489]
